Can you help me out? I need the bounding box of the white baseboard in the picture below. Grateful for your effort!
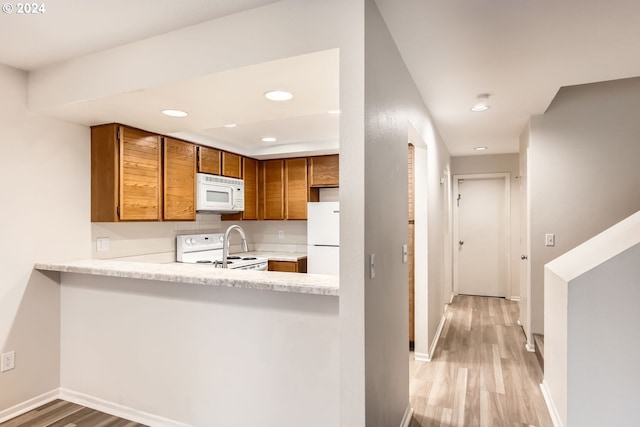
[399,403,413,427]
[414,352,430,362]
[427,312,447,362]
[59,388,191,427]
[0,389,59,424]
[540,380,563,427]
[415,311,447,363]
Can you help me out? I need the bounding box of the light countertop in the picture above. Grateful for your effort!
[236,251,307,262]
[34,258,337,296]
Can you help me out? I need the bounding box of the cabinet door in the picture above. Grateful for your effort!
[91,124,119,222]
[263,159,285,220]
[164,137,196,221]
[198,146,221,175]
[221,157,258,221]
[309,154,339,187]
[242,157,259,220]
[119,127,162,221]
[285,158,309,220]
[222,152,242,178]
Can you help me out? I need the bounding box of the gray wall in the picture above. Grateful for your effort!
[529,77,640,334]
[0,63,90,413]
[363,1,451,424]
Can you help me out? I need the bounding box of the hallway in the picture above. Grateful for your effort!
[409,295,552,427]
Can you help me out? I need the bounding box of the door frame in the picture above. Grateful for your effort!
[452,173,511,297]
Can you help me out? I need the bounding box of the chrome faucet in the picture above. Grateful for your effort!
[222,225,249,268]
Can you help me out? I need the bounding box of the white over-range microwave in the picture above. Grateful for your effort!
[196,173,244,213]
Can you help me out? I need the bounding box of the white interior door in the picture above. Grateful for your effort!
[454,174,510,297]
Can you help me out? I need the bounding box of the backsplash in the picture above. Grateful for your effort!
[91,215,308,259]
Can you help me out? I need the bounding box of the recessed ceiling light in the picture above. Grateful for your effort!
[328,110,341,114]
[471,93,491,112]
[474,146,488,151]
[261,137,277,142]
[223,123,237,128]
[162,109,188,117]
[264,90,293,101]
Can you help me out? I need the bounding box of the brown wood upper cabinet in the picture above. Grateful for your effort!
[198,146,221,175]
[91,124,162,222]
[309,154,339,187]
[222,152,242,178]
[285,158,312,220]
[221,157,259,221]
[262,159,285,220]
[164,137,196,221]
[260,158,319,220]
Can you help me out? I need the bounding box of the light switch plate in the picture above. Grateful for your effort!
[369,254,376,279]
[545,233,555,247]
[96,237,110,252]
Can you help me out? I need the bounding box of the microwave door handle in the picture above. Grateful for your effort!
[229,188,235,209]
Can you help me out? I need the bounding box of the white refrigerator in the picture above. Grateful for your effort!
[307,202,339,275]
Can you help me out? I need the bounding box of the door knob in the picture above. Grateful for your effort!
[521,255,528,260]
[459,241,464,245]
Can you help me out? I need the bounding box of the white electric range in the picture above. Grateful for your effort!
[176,233,268,271]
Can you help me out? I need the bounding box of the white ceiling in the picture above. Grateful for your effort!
[3,0,640,157]
[375,0,640,155]
[41,49,340,158]
[0,0,279,71]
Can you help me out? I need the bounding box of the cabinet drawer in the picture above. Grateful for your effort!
[268,258,307,273]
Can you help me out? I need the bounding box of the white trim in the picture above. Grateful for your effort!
[526,342,536,352]
[399,403,413,427]
[414,352,430,362]
[509,296,521,302]
[428,312,447,361]
[414,310,447,363]
[0,389,59,423]
[59,388,191,427]
[540,380,564,427]
[452,173,511,298]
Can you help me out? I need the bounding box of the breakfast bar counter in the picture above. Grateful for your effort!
[34,258,338,296]
[33,257,340,427]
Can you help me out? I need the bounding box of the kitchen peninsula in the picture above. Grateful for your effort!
[35,258,337,295]
[34,259,339,427]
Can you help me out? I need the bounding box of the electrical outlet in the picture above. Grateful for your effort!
[1,351,15,372]
[278,230,284,239]
[402,244,408,264]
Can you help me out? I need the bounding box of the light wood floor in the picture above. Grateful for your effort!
[0,399,147,427]
[409,295,552,427]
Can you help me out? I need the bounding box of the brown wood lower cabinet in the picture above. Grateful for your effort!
[268,258,307,273]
